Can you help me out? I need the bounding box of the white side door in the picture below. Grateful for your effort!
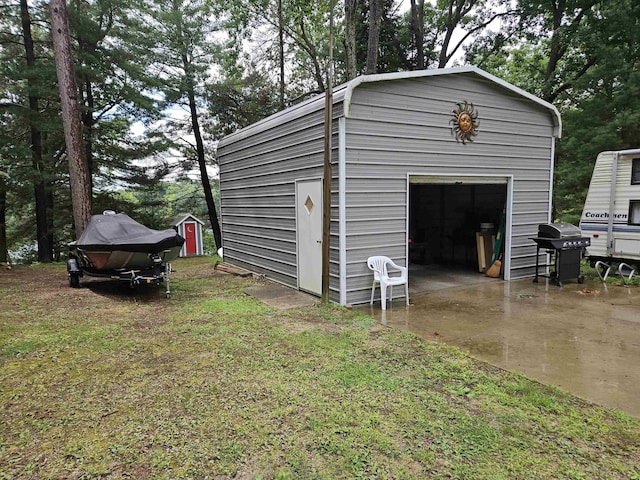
[296,179,323,295]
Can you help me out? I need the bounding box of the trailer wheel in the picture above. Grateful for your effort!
[578,275,585,284]
[69,273,80,288]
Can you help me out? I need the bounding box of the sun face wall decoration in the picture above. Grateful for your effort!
[450,101,479,144]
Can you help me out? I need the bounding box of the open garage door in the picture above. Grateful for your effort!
[408,175,511,280]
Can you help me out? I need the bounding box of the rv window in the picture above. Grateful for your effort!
[630,201,640,225]
[633,158,640,184]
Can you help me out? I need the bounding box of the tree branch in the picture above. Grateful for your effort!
[289,89,323,104]
[547,56,597,102]
[446,10,515,65]
[0,102,26,110]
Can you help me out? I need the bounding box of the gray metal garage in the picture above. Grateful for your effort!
[217,66,561,306]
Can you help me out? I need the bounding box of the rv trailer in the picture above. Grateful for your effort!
[579,149,640,281]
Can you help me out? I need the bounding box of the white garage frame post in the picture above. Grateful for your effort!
[405,173,514,281]
[338,118,347,306]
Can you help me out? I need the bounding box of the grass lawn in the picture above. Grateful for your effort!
[1,256,639,479]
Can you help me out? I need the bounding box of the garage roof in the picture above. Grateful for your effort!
[218,66,562,148]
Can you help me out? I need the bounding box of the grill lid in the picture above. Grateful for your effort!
[538,222,582,239]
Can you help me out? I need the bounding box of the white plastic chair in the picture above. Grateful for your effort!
[367,256,409,310]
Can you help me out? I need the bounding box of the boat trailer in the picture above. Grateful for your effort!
[67,253,175,298]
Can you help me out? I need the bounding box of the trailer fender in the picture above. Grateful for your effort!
[67,258,81,274]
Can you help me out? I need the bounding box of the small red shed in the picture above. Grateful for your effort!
[170,214,205,257]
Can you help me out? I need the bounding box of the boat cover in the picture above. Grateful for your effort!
[72,213,185,253]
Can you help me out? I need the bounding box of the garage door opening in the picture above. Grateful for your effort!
[408,175,509,289]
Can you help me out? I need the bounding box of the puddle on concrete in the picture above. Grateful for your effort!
[362,278,640,418]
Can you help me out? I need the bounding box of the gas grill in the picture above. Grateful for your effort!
[531,223,590,286]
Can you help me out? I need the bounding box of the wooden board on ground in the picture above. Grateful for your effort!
[215,263,253,277]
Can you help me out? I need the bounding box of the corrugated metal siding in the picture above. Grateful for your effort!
[218,100,344,302]
[344,74,555,305]
[218,70,556,306]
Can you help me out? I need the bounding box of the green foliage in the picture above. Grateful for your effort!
[354,0,411,74]
[554,0,640,221]
[1,0,177,260]
[112,179,218,231]
[471,0,640,222]
[2,0,640,258]
[207,69,280,138]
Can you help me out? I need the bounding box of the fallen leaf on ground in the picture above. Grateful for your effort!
[576,288,600,295]
[516,293,537,299]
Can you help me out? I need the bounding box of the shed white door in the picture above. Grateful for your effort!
[297,180,323,295]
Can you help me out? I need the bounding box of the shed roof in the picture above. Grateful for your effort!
[218,66,562,148]
[169,213,205,227]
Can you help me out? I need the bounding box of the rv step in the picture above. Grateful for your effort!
[618,263,636,285]
[594,260,636,284]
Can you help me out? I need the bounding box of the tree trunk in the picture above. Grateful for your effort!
[183,62,222,249]
[80,77,95,197]
[77,0,111,197]
[278,0,285,110]
[0,186,7,264]
[438,1,456,68]
[46,187,55,260]
[50,0,92,238]
[21,0,53,262]
[188,89,222,250]
[410,0,425,70]
[296,18,325,92]
[365,0,382,74]
[438,0,479,68]
[543,0,565,102]
[344,0,358,79]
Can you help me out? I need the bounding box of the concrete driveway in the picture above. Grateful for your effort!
[362,276,640,418]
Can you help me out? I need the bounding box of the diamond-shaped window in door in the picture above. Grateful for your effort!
[304,195,314,215]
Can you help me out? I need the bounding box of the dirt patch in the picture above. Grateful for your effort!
[244,283,317,310]
[0,259,221,305]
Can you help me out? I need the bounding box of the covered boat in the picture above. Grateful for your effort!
[67,211,185,296]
